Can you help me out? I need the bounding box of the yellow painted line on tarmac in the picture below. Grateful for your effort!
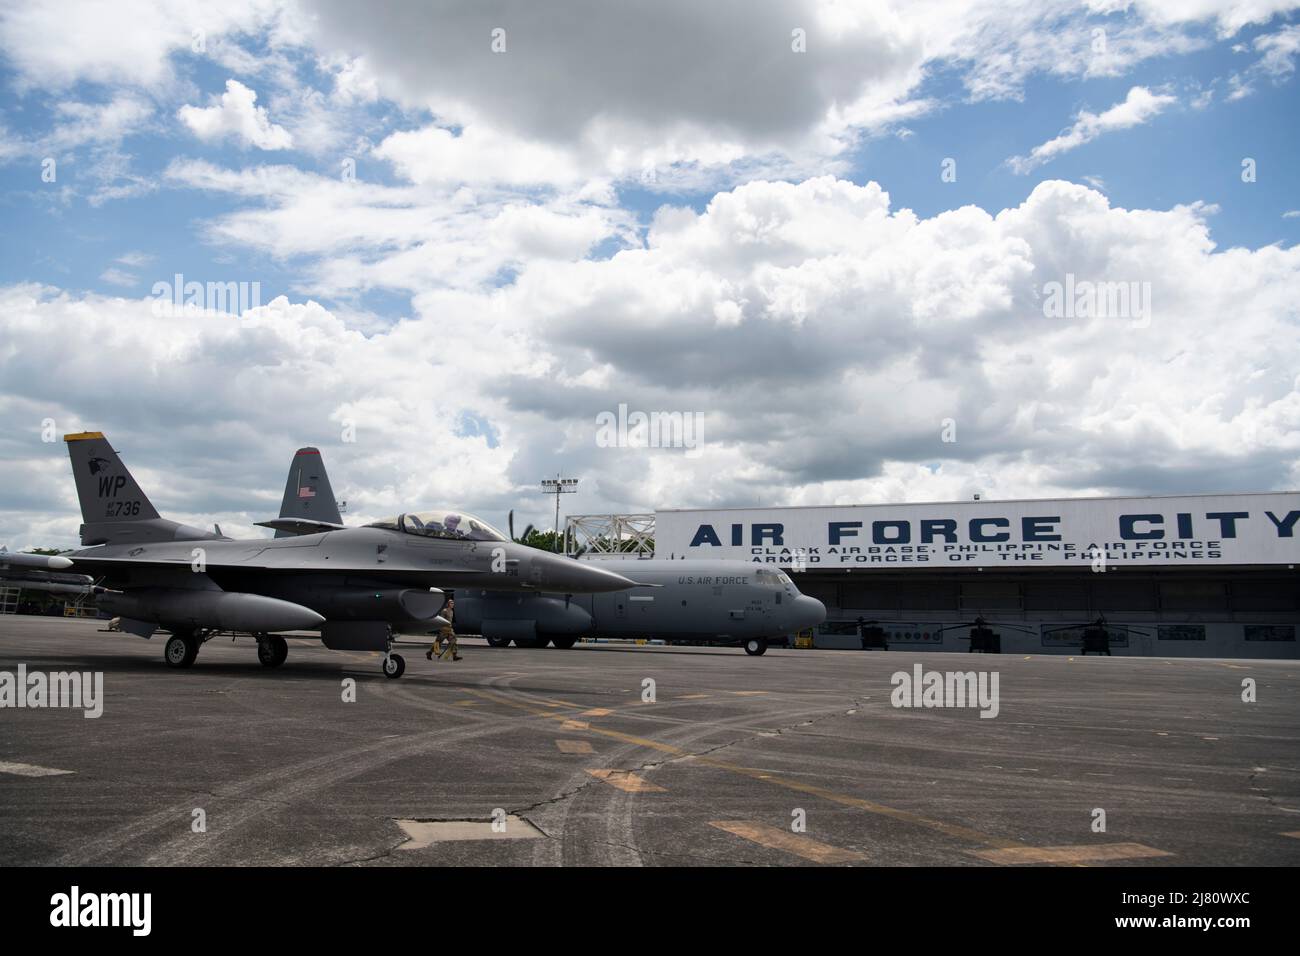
[1281,831,1300,839]
[561,720,589,730]
[454,699,477,707]
[973,843,1172,865]
[587,769,666,793]
[581,708,614,717]
[677,694,711,699]
[556,739,594,755]
[710,821,865,864]
[728,691,768,696]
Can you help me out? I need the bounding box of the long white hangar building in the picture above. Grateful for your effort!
[648,492,1300,658]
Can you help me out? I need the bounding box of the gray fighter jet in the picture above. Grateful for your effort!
[274,449,827,656]
[58,432,638,677]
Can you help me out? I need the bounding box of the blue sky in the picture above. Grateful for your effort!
[3,7,1296,308]
[1,1,1298,549]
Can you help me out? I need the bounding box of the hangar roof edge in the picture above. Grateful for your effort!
[654,490,1300,514]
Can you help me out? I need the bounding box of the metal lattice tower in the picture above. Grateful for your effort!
[564,514,656,558]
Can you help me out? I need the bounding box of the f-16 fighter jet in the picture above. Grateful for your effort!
[59,433,637,677]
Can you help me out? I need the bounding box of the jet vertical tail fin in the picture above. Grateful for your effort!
[64,432,217,546]
[258,447,344,538]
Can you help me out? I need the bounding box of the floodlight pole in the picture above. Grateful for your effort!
[541,476,579,553]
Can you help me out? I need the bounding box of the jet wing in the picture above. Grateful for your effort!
[254,518,346,536]
[64,553,492,578]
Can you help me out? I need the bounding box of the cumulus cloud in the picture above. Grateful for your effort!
[3,178,1298,550]
[162,158,635,295]
[1009,86,1177,173]
[178,79,294,150]
[0,0,296,92]
[4,0,1300,552]
[3,1,1297,185]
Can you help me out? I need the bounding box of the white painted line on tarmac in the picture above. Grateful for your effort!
[0,761,74,777]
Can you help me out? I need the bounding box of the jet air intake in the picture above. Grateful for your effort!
[314,587,446,623]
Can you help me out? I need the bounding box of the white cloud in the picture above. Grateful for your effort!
[178,79,294,150]
[3,0,1297,187]
[163,158,634,295]
[1255,23,1300,75]
[0,93,155,165]
[4,177,1298,550]
[1009,86,1177,174]
[116,251,155,267]
[1225,23,1300,98]
[374,124,586,188]
[98,267,138,287]
[4,1,1300,550]
[0,0,296,92]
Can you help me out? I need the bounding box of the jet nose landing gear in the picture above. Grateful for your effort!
[382,652,406,678]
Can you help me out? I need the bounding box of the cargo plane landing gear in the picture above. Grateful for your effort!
[744,637,768,657]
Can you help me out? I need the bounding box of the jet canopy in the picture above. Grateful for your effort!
[366,511,508,542]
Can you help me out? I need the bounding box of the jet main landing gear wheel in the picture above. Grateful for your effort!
[486,636,511,648]
[551,635,578,650]
[743,637,768,657]
[382,653,406,678]
[164,632,200,668]
[257,635,288,668]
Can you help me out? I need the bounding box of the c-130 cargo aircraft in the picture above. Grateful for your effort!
[58,432,638,677]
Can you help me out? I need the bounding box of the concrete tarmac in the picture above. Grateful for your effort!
[1,616,1297,866]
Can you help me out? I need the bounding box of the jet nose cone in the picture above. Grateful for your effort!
[793,594,826,629]
[538,555,637,593]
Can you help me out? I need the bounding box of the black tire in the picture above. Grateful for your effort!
[522,635,550,649]
[743,637,767,657]
[164,633,199,669]
[257,635,288,668]
[382,653,406,679]
[551,635,578,650]
[485,636,511,648]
